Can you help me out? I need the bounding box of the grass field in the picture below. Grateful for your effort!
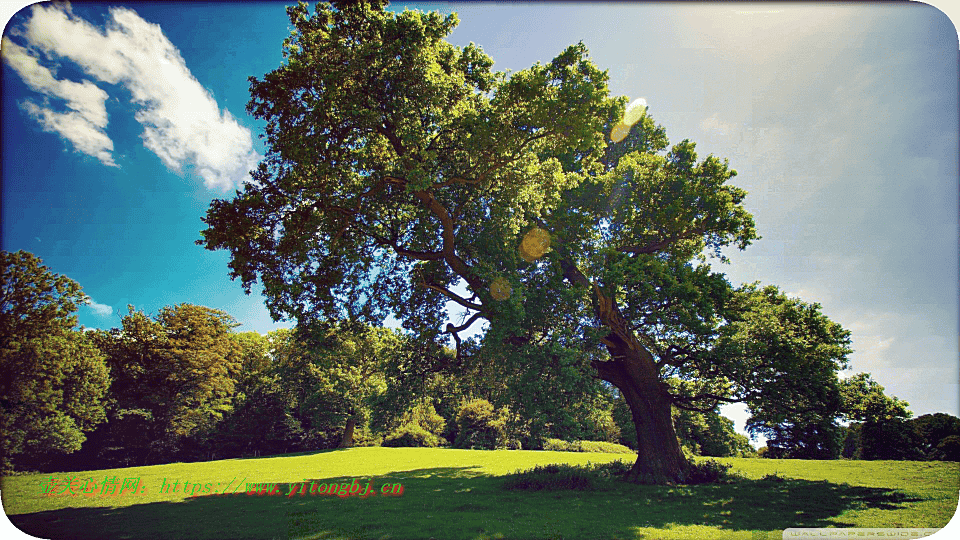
[2,447,958,539]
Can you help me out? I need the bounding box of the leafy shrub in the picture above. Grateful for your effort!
[502,464,596,491]
[684,458,737,484]
[591,459,632,479]
[454,398,507,450]
[579,440,634,454]
[542,438,634,454]
[542,438,579,452]
[503,460,633,491]
[401,401,446,439]
[382,423,444,448]
[584,407,622,444]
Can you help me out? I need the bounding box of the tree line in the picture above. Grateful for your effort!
[2,250,957,473]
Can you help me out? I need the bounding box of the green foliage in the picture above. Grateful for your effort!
[87,304,243,463]
[212,329,305,457]
[673,407,754,457]
[295,322,403,447]
[911,413,960,458]
[684,458,738,485]
[858,419,923,461]
[382,401,448,448]
[542,438,634,454]
[760,420,843,460]
[196,2,851,483]
[402,401,447,438]
[382,423,444,448]
[453,398,507,450]
[839,373,911,423]
[836,373,925,461]
[931,435,960,462]
[502,463,597,491]
[723,285,851,433]
[0,251,111,471]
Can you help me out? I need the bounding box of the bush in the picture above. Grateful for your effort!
[502,463,596,491]
[684,458,738,485]
[542,438,634,454]
[591,459,632,479]
[401,401,446,439]
[503,460,633,491]
[382,424,445,448]
[542,438,578,452]
[454,398,507,450]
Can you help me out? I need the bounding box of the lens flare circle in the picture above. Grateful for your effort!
[622,97,647,126]
[490,277,512,301]
[519,227,551,262]
[610,123,630,143]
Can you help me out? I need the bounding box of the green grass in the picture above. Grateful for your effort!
[2,448,957,539]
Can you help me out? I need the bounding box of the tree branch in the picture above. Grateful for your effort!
[422,281,484,311]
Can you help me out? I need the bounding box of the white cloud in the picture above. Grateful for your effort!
[21,101,117,166]
[86,300,113,317]
[7,3,260,190]
[2,36,115,166]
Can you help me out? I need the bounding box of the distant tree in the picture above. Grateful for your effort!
[296,321,403,448]
[0,250,110,471]
[722,284,852,460]
[838,373,918,460]
[840,423,861,459]
[839,373,911,423]
[931,435,960,462]
[910,413,960,458]
[213,331,291,457]
[454,398,508,450]
[90,304,243,463]
[673,407,754,457]
[760,419,843,459]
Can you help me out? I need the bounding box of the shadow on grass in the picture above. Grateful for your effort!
[6,467,932,540]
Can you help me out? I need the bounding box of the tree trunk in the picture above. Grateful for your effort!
[594,351,689,484]
[338,415,358,448]
[590,287,689,484]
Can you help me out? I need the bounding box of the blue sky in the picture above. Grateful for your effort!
[2,1,958,441]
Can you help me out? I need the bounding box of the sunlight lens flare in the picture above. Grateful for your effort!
[490,277,512,301]
[610,122,630,143]
[519,227,551,262]
[610,97,648,143]
[622,97,647,126]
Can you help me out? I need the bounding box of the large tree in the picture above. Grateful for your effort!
[200,1,850,483]
[295,321,403,447]
[89,304,243,463]
[0,251,110,471]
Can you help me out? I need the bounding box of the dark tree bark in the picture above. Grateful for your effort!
[594,350,688,484]
[591,289,689,484]
[338,415,358,448]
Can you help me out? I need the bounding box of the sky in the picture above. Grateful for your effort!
[2,1,958,446]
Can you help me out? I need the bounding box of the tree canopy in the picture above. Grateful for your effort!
[89,304,243,463]
[0,251,110,471]
[199,1,851,483]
